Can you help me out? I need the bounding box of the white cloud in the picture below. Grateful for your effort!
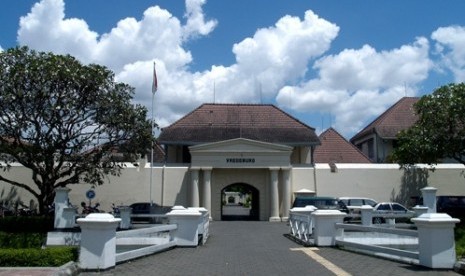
[183,0,217,40]
[277,38,432,136]
[432,25,465,82]
[232,11,339,98]
[15,0,452,139]
[18,0,98,64]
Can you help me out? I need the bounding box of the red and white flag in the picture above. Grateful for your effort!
[152,62,158,94]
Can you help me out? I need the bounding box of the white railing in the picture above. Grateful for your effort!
[289,212,313,244]
[334,223,419,261]
[115,224,177,263]
[288,192,460,269]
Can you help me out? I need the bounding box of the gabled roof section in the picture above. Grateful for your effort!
[189,138,293,152]
[315,128,372,163]
[158,103,320,146]
[350,97,419,142]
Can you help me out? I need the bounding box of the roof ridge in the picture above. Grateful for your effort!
[323,127,371,162]
[350,97,419,141]
[270,105,316,131]
[317,127,371,163]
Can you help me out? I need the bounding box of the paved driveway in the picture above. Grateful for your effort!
[81,221,460,276]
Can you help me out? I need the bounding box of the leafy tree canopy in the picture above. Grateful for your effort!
[392,83,465,167]
[0,47,153,214]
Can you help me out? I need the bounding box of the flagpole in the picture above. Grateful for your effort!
[150,88,154,206]
[150,62,157,207]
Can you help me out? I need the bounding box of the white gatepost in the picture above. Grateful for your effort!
[77,213,121,271]
[167,208,203,246]
[188,207,210,244]
[421,187,437,213]
[54,187,76,229]
[413,205,429,217]
[412,213,460,269]
[119,207,132,230]
[360,205,373,226]
[312,210,346,246]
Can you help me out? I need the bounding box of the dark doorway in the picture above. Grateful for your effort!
[221,183,259,221]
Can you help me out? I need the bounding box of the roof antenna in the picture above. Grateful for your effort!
[259,82,263,104]
[213,80,216,104]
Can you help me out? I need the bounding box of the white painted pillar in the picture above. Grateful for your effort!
[190,168,200,207]
[269,168,280,221]
[360,205,373,226]
[119,207,132,230]
[167,208,203,246]
[412,213,460,269]
[281,169,291,221]
[54,187,76,229]
[77,213,121,271]
[201,168,212,220]
[312,210,346,246]
[421,187,437,213]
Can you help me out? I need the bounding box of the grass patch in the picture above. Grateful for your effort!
[456,224,465,259]
[0,246,78,267]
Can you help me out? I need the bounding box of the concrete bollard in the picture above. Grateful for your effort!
[312,210,346,246]
[413,205,429,217]
[119,207,132,230]
[360,205,373,226]
[412,213,460,269]
[54,187,76,229]
[167,208,202,247]
[421,187,437,213]
[77,213,121,271]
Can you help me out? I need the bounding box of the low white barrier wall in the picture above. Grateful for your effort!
[288,187,460,269]
[288,209,459,269]
[76,207,210,271]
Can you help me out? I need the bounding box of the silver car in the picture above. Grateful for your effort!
[372,202,414,224]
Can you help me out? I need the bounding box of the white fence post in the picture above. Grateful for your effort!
[54,187,76,229]
[77,213,121,271]
[413,205,428,217]
[412,213,460,269]
[167,208,203,246]
[360,205,373,226]
[312,210,346,246]
[421,187,437,213]
[188,207,210,244]
[119,207,132,230]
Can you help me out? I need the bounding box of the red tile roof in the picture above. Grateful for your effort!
[315,128,372,163]
[350,97,419,142]
[158,104,320,146]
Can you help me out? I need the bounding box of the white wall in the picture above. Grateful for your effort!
[0,163,464,215]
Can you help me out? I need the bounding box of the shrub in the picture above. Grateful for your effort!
[456,225,465,259]
[0,232,46,248]
[0,246,78,267]
[0,216,54,233]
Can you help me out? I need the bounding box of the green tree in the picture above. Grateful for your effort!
[0,47,153,214]
[392,83,465,167]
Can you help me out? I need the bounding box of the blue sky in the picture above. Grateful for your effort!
[1,0,465,138]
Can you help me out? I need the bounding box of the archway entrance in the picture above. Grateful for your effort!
[221,183,259,221]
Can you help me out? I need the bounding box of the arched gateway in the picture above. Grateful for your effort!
[189,138,294,221]
[221,183,259,221]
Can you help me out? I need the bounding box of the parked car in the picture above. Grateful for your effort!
[292,196,348,213]
[436,196,465,220]
[372,202,414,224]
[338,197,377,214]
[129,202,172,223]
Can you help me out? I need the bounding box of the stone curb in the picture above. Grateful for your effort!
[454,259,465,275]
[54,261,80,276]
